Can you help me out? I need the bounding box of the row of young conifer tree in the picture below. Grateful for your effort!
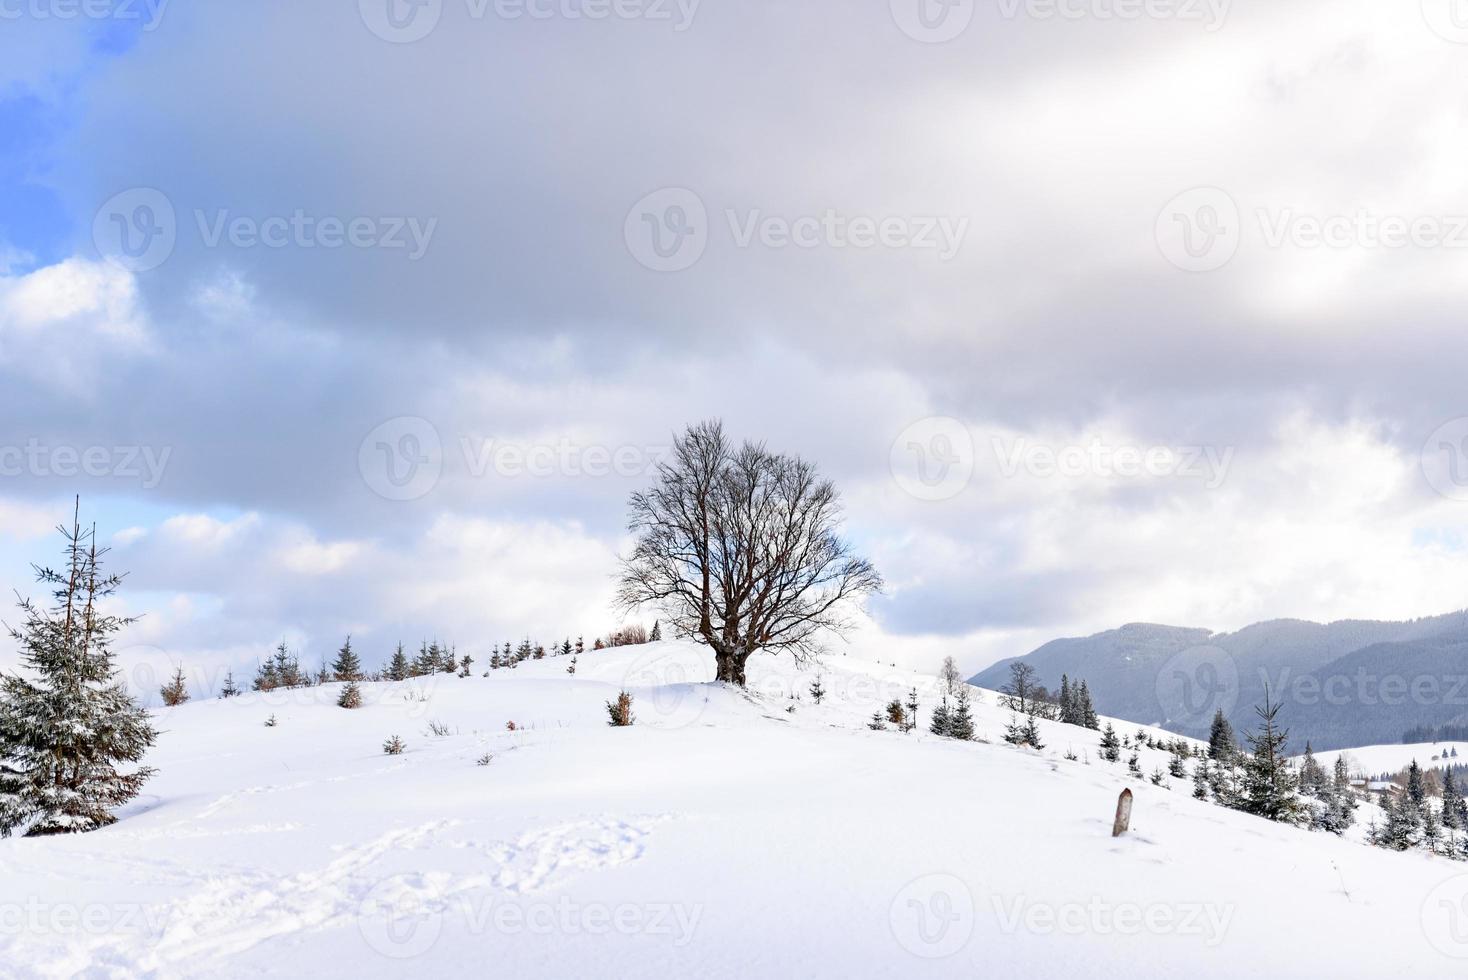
[160,622,665,708]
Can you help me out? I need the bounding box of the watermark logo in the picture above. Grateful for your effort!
[625,188,968,271]
[625,188,708,272]
[620,647,712,729]
[1421,417,1468,502]
[0,898,171,938]
[1155,187,1240,272]
[94,187,176,273]
[991,437,1233,488]
[890,873,974,958]
[359,417,444,502]
[0,0,168,30]
[995,0,1227,30]
[890,0,974,43]
[1423,0,1468,43]
[115,644,169,704]
[194,210,436,259]
[360,0,699,40]
[357,875,444,959]
[94,188,437,269]
[890,417,975,501]
[1256,209,1468,251]
[992,895,1234,944]
[356,880,701,957]
[1422,874,1468,958]
[1154,644,1238,729]
[725,209,967,260]
[0,440,171,489]
[359,0,442,42]
[460,437,670,479]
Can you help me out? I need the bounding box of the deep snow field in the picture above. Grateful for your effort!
[4,640,1468,978]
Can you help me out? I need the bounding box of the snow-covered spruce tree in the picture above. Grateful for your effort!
[566,655,577,675]
[1375,791,1419,851]
[1058,675,1074,725]
[254,642,304,691]
[1238,691,1303,823]
[1022,712,1043,750]
[649,620,662,642]
[1078,681,1099,730]
[947,686,976,740]
[1298,743,1327,799]
[387,643,409,682]
[905,687,919,733]
[1444,768,1465,831]
[1003,711,1043,750]
[459,655,473,678]
[885,700,906,727]
[1192,762,1209,800]
[1332,756,1357,817]
[1207,708,1237,761]
[337,681,362,709]
[808,676,826,704]
[867,712,886,731]
[1099,723,1121,762]
[331,637,362,682]
[1128,750,1142,777]
[1423,802,1443,854]
[1209,758,1238,807]
[1407,760,1427,808]
[219,671,240,699]
[0,508,157,837]
[411,642,436,677]
[160,667,190,707]
[929,697,952,737]
[606,690,635,727]
[1168,749,1187,779]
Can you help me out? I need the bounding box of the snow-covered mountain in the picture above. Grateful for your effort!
[3,641,1466,977]
[970,611,1468,751]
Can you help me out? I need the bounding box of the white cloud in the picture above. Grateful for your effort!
[0,259,151,390]
[0,498,70,543]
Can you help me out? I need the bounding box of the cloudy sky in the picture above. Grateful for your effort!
[3,0,1468,698]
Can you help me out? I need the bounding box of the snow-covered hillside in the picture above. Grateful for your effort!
[4,641,1467,977]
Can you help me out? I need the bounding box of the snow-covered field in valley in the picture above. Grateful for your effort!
[1311,743,1468,777]
[4,640,1468,978]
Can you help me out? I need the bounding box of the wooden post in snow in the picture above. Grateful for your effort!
[1112,788,1133,837]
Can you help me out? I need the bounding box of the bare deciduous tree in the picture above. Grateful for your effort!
[617,420,881,686]
[940,656,962,697]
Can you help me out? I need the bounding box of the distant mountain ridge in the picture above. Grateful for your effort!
[969,610,1468,752]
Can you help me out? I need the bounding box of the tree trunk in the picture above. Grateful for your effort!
[714,649,749,687]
